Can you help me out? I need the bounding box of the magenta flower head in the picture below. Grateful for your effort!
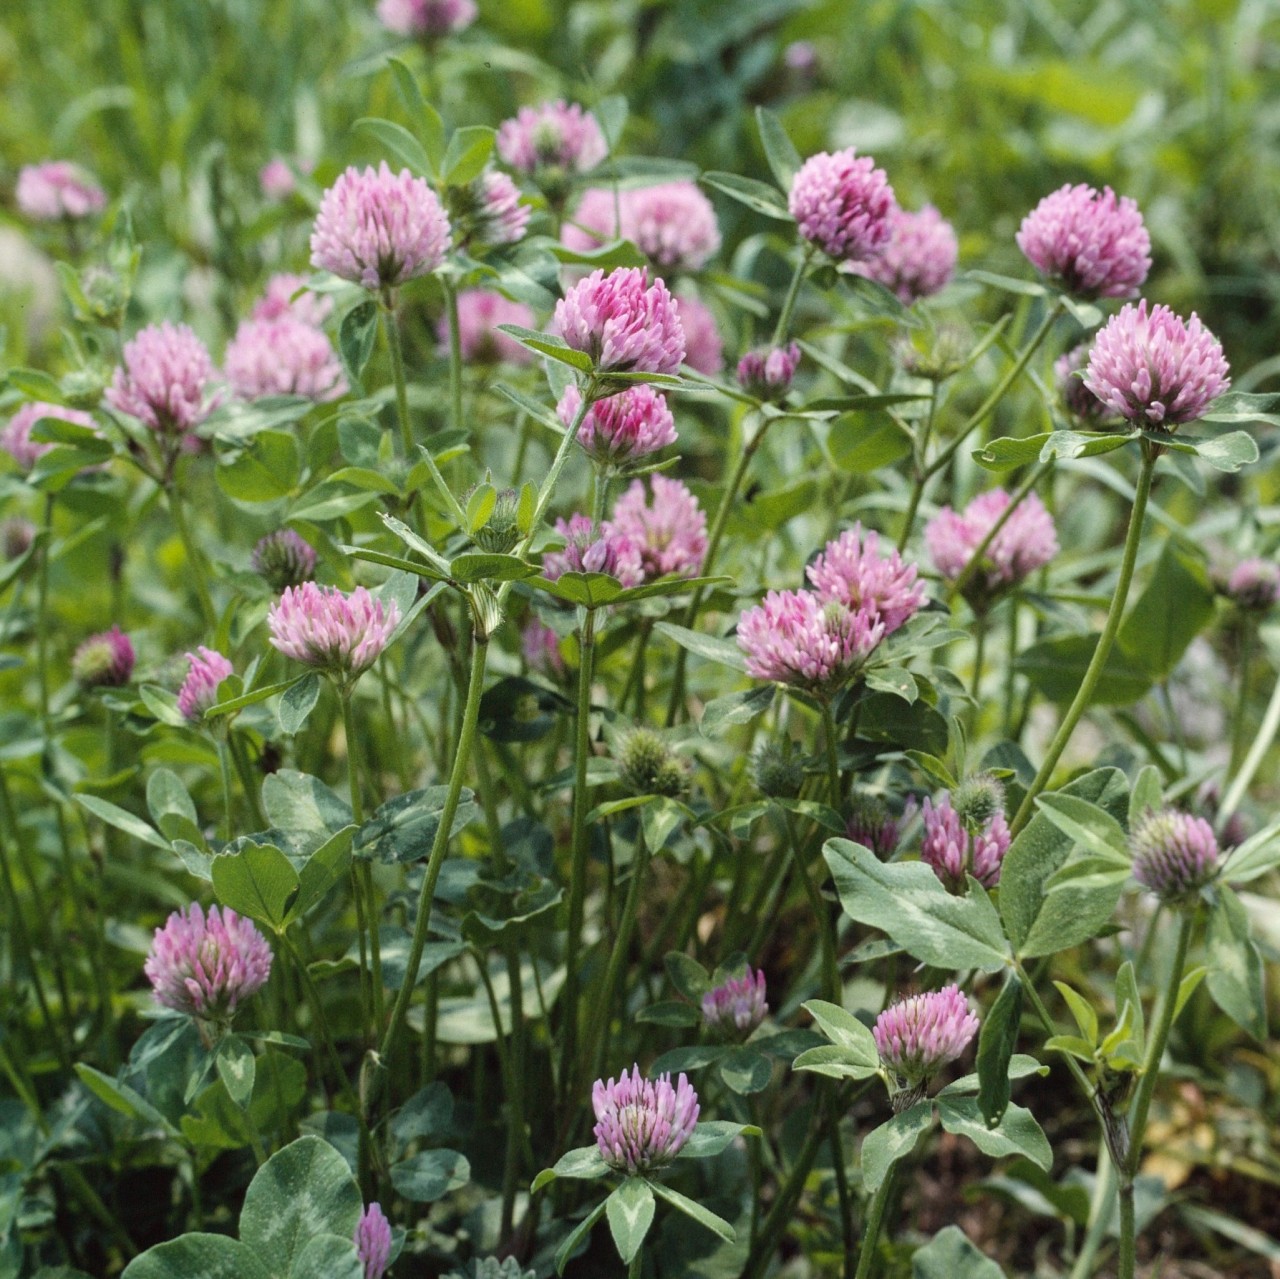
[225,316,347,402]
[788,147,896,262]
[72,626,135,689]
[496,100,608,179]
[1017,184,1150,299]
[737,589,885,691]
[1130,808,1220,901]
[607,475,707,581]
[920,791,1010,891]
[807,524,926,636]
[259,158,298,201]
[846,791,912,860]
[592,1064,700,1175]
[852,204,958,303]
[558,383,676,468]
[377,0,476,36]
[1055,342,1109,423]
[144,903,272,1023]
[178,648,233,722]
[310,162,451,292]
[702,970,768,1040]
[252,273,333,328]
[523,618,566,679]
[562,186,619,254]
[1083,300,1230,429]
[354,1203,393,1279]
[672,293,723,375]
[1224,557,1280,611]
[543,513,643,586]
[439,289,534,365]
[106,322,219,437]
[268,582,401,683]
[16,161,107,222]
[620,181,722,272]
[252,529,317,591]
[554,267,685,379]
[737,342,801,403]
[874,985,979,1091]
[1,401,96,471]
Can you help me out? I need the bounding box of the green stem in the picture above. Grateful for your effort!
[216,733,235,842]
[1011,448,1157,835]
[1218,660,1280,832]
[1068,1148,1117,1279]
[228,731,268,829]
[853,1163,898,1279]
[820,700,842,809]
[342,691,384,1032]
[442,276,464,440]
[36,493,54,749]
[772,245,815,345]
[167,486,217,630]
[783,810,837,1003]
[897,385,937,552]
[628,1252,643,1279]
[970,610,989,704]
[1229,616,1255,779]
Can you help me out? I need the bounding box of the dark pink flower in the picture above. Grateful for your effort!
[106,322,219,435]
[554,267,685,376]
[592,1064,699,1175]
[268,582,400,681]
[806,524,925,636]
[851,204,957,303]
[737,343,800,402]
[673,293,723,375]
[252,273,334,328]
[1130,808,1220,900]
[788,148,896,261]
[1,401,96,470]
[496,100,607,176]
[354,1203,392,1279]
[702,970,768,1039]
[376,0,476,36]
[607,475,707,580]
[225,316,346,402]
[72,626,135,688]
[558,383,676,466]
[1055,342,1109,422]
[177,648,233,722]
[920,793,1010,890]
[543,513,642,586]
[925,489,1058,595]
[437,289,534,365]
[874,985,978,1086]
[737,589,884,690]
[1225,557,1280,611]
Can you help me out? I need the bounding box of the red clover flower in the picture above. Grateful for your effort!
[177,648,234,723]
[554,267,685,378]
[1130,808,1220,901]
[267,582,401,683]
[607,475,707,580]
[788,147,896,262]
[72,626,135,688]
[592,1064,700,1175]
[874,985,979,1089]
[702,969,768,1039]
[354,1202,393,1279]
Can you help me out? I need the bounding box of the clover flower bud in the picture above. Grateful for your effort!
[72,626,135,688]
[1130,808,1220,901]
[702,969,768,1039]
[354,1202,393,1279]
[177,648,233,722]
[750,740,806,800]
[471,488,521,554]
[846,791,911,859]
[251,529,317,591]
[737,342,801,402]
[617,727,687,798]
[1223,557,1279,612]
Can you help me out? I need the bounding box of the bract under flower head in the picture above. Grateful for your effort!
[607,474,707,581]
[177,648,233,722]
[806,524,925,636]
[106,322,219,436]
[558,383,676,467]
[16,161,106,221]
[592,1064,700,1175]
[920,792,1010,891]
[737,589,885,691]
[851,204,958,303]
[788,147,896,262]
[925,489,1059,600]
[1130,808,1220,901]
[225,316,346,402]
[268,582,401,682]
[702,969,768,1039]
[873,985,979,1087]
[72,626,135,688]
[554,267,685,377]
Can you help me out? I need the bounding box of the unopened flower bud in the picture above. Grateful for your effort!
[618,727,687,798]
[1130,807,1219,901]
[471,488,522,554]
[251,529,317,591]
[750,740,806,799]
[72,626,135,688]
[952,773,1006,832]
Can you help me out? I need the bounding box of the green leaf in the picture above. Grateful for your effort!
[74,794,169,849]
[216,431,300,503]
[653,621,747,672]
[792,1043,883,1081]
[441,125,496,187]
[1052,982,1098,1045]
[664,951,710,1002]
[1174,965,1209,1018]
[972,433,1052,471]
[121,1235,271,1279]
[391,1081,453,1148]
[1129,764,1163,827]
[262,769,353,837]
[215,1034,255,1108]
[288,1235,364,1279]
[211,841,300,932]
[278,673,322,735]
[495,323,594,373]
[636,1000,700,1027]
[547,1145,610,1184]
[676,1120,760,1159]
[861,1102,933,1192]
[826,411,912,473]
[719,1047,773,1095]
[1205,887,1266,1039]
[389,1148,470,1202]
[354,116,431,175]
[286,825,357,925]
[701,171,794,221]
[977,974,1023,1126]
[339,300,379,384]
[354,785,478,864]
[1038,429,1134,462]
[1014,634,1152,705]
[649,1180,736,1242]
[75,1064,179,1137]
[205,677,299,719]
[606,1179,655,1264]
[937,1097,1052,1171]
[802,999,880,1064]
[755,106,801,190]
[911,1225,1007,1278]
[700,683,775,737]
[449,552,539,584]
[1199,391,1280,427]
[649,1045,729,1076]
[865,666,917,703]
[1034,794,1130,863]
[1116,540,1214,680]
[1190,429,1259,472]
[824,838,1012,972]
[554,1200,607,1275]
[388,58,444,174]
[1222,819,1280,884]
[964,269,1047,297]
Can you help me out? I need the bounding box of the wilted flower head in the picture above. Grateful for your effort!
[310,162,451,291]
[807,524,925,636]
[1,401,96,470]
[177,648,233,722]
[737,589,884,691]
[496,100,608,178]
[1055,342,1109,423]
[558,383,676,467]
[1130,808,1220,901]
[672,293,723,375]
[522,618,565,678]
[737,342,801,402]
[851,204,957,303]
[1224,557,1280,611]
[617,727,687,797]
[592,1064,700,1175]
[16,162,107,222]
[72,626,135,688]
[846,791,911,859]
[920,792,1010,891]
[225,316,347,402]
[252,273,333,328]
[554,267,685,377]
[1084,300,1230,429]
[926,489,1058,601]
[377,0,476,36]
[607,475,707,580]
[543,513,643,586]
[144,903,272,1022]
[1017,184,1150,299]
[252,529,317,590]
[354,1203,393,1279]
[439,289,534,365]
[106,322,219,436]
[702,969,768,1039]
[788,147,896,262]
[268,582,401,682]
[874,985,979,1089]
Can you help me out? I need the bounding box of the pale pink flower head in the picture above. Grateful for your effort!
[1225,557,1280,611]
[437,289,534,365]
[592,1064,700,1175]
[1083,300,1230,429]
[737,343,801,403]
[673,293,723,375]
[106,322,219,436]
[144,902,272,1023]
[737,589,885,691]
[607,475,707,581]
[920,792,1010,891]
[522,618,565,678]
[851,204,957,303]
[1,401,96,470]
[496,100,608,177]
[310,162,451,291]
[268,582,401,682]
[925,489,1058,602]
[1055,342,1109,423]
[558,383,676,467]
[259,158,298,201]
[252,529,317,591]
[554,267,685,377]
[225,316,347,403]
[788,148,896,262]
[561,187,618,254]
[874,985,979,1088]
[702,969,768,1040]
[354,1203,392,1279]
[72,626,135,689]
[1017,183,1150,299]
[252,273,334,328]
[1130,808,1220,901]
[807,524,925,636]
[377,0,476,35]
[543,513,643,586]
[16,162,107,222]
[621,181,721,273]
[470,169,530,247]
[178,648,234,722]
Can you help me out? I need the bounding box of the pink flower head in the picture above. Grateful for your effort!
[252,529,317,590]
[1130,808,1220,900]
[1,401,96,470]
[807,524,925,636]
[558,383,676,467]
[702,969,768,1039]
[851,204,957,303]
[225,316,347,402]
[522,618,565,678]
[177,648,233,722]
[925,489,1059,599]
[873,985,979,1086]
[252,273,334,328]
[1083,300,1230,429]
[145,903,272,1022]
[470,169,531,246]
[737,589,885,690]
[554,267,685,376]
[673,293,723,375]
[592,1064,700,1175]
[72,626,135,688]
[1017,184,1151,299]
[1055,342,1109,422]
[622,181,721,272]
[354,1203,393,1279]
[1225,557,1280,611]
[543,513,643,586]
[268,582,401,682]
[496,100,608,177]
[788,148,896,262]
[259,158,298,201]
[437,289,534,365]
[846,791,913,859]
[377,0,476,35]
[310,162,451,291]
[607,475,707,580]
[737,343,801,402]
[106,322,219,436]
[16,162,107,221]
[920,793,1010,891]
